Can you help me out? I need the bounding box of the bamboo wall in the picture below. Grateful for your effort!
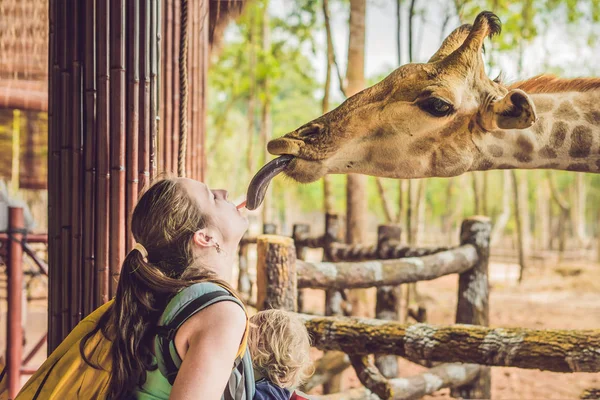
[48,0,208,350]
[160,0,208,179]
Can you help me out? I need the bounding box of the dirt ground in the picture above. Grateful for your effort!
[1,258,599,399]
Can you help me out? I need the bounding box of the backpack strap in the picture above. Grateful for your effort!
[155,282,250,387]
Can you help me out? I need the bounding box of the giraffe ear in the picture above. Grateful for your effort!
[492,89,538,130]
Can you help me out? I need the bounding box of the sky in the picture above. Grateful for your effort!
[269,0,600,101]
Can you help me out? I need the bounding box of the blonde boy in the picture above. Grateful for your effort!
[248,309,313,399]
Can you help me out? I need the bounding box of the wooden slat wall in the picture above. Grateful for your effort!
[47,0,208,350]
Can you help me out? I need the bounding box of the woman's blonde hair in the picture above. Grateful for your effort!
[248,309,313,388]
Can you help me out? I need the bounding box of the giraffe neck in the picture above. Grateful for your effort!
[473,90,600,173]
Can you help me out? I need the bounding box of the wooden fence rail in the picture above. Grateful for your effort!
[255,216,494,399]
[302,315,600,373]
[295,245,478,290]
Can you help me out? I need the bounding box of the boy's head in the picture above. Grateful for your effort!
[248,309,313,389]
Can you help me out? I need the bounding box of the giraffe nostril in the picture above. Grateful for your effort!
[297,124,323,138]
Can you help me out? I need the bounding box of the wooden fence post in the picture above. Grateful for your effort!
[256,235,297,312]
[452,216,492,399]
[375,224,402,378]
[7,207,24,398]
[323,213,346,394]
[293,223,310,312]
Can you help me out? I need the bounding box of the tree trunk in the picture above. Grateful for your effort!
[597,210,600,263]
[441,179,455,240]
[396,0,402,66]
[547,171,570,261]
[397,180,407,227]
[345,0,369,326]
[511,170,528,283]
[245,11,257,175]
[322,0,335,214]
[490,170,511,247]
[408,0,417,62]
[482,172,489,216]
[572,173,587,248]
[415,179,426,245]
[472,173,483,215]
[376,178,395,223]
[260,5,272,225]
[536,175,550,251]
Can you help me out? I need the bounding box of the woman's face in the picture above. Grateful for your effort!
[179,178,249,244]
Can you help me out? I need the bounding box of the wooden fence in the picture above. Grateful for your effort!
[251,216,600,400]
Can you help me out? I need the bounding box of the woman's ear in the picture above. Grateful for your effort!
[192,229,214,249]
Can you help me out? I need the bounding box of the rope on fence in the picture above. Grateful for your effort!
[178,0,189,177]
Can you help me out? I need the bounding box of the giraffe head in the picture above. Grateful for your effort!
[266,12,538,182]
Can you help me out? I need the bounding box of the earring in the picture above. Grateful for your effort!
[215,242,222,254]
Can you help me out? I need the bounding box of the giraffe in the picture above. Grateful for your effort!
[245,11,600,209]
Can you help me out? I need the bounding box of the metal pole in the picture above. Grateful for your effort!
[7,206,24,398]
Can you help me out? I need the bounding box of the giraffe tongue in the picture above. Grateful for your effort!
[246,155,294,210]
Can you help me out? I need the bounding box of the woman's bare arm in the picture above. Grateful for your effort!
[170,300,247,400]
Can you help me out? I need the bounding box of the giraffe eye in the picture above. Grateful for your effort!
[418,97,454,117]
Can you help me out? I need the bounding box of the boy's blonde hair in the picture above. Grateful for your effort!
[248,309,313,388]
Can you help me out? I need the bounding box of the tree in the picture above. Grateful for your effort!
[345,0,368,248]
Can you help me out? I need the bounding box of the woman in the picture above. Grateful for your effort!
[81,177,251,399]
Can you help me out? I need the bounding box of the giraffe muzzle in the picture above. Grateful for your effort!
[246,155,294,210]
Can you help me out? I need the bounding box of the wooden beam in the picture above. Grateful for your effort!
[350,355,480,400]
[296,245,478,290]
[302,315,600,373]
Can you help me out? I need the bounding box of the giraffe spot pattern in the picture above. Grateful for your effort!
[554,101,579,121]
[567,163,590,172]
[409,137,436,156]
[568,125,593,158]
[538,146,558,159]
[487,144,503,157]
[491,130,505,139]
[514,152,533,163]
[497,164,516,169]
[534,97,554,113]
[477,159,494,170]
[440,115,469,138]
[517,135,534,151]
[532,117,547,137]
[430,145,463,174]
[549,122,568,148]
[584,111,600,125]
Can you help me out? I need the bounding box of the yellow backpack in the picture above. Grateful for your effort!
[2,301,114,399]
[1,282,252,400]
